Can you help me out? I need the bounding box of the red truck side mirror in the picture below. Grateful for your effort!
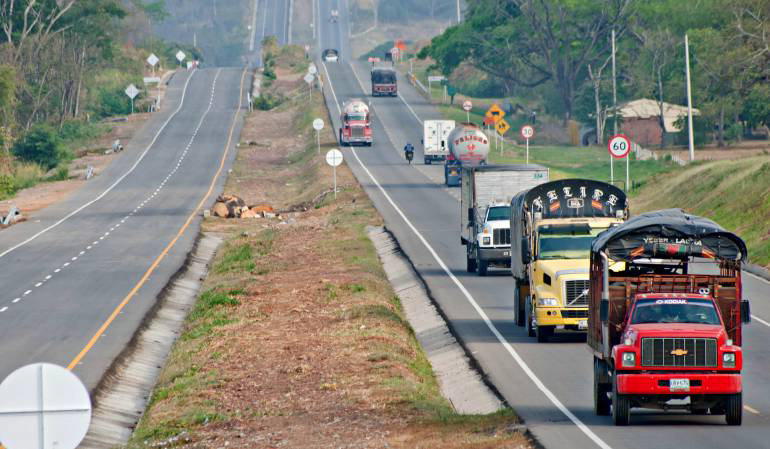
[741,300,751,324]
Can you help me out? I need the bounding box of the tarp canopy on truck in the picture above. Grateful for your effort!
[512,179,627,219]
[591,209,747,262]
[371,69,396,84]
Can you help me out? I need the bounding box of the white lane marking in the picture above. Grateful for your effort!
[322,60,612,449]
[34,282,42,287]
[45,275,51,280]
[752,314,770,328]
[0,70,198,260]
[0,307,7,312]
[12,298,20,303]
[744,405,760,414]
[54,269,60,273]
[23,290,31,296]
[62,262,70,267]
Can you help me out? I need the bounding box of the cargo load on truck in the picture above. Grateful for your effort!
[339,99,372,146]
[461,165,549,276]
[511,179,628,342]
[422,120,455,165]
[588,209,750,426]
[371,68,397,97]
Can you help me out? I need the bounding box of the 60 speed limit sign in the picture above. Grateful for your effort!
[608,134,631,158]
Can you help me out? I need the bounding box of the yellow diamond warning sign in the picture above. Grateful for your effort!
[495,118,510,136]
[485,103,505,123]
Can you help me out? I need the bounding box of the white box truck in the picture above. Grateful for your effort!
[461,165,549,276]
[422,120,455,164]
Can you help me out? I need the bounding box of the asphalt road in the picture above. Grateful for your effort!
[0,67,247,392]
[315,2,770,448]
[252,0,291,66]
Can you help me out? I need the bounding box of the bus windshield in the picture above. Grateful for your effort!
[631,298,721,325]
[537,225,607,260]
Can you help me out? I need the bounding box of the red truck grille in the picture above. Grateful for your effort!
[641,338,717,367]
[351,126,365,137]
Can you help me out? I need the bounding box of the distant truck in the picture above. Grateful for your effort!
[422,120,455,165]
[371,68,397,97]
[588,209,750,426]
[339,99,372,146]
[445,123,489,187]
[511,179,627,342]
[462,165,549,275]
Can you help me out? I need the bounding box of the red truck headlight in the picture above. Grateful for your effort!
[723,352,736,368]
[621,352,636,367]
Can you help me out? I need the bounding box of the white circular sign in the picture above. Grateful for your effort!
[520,125,535,139]
[304,73,315,85]
[326,149,343,167]
[175,50,186,62]
[0,363,92,449]
[308,63,318,75]
[313,118,325,131]
[462,100,472,111]
[608,134,631,158]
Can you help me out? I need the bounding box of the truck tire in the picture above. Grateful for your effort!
[536,324,553,343]
[612,377,631,426]
[514,282,525,327]
[466,253,477,273]
[476,249,488,276]
[594,358,611,416]
[525,296,535,337]
[725,393,742,425]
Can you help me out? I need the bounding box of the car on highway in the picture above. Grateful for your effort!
[322,49,339,62]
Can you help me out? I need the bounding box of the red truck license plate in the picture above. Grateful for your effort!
[670,379,690,391]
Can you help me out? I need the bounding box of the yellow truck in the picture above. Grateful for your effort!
[510,179,628,342]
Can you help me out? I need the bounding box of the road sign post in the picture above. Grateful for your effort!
[313,118,325,154]
[496,118,510,154]
[124,84,140,114]
[608,134,631,190]
[175,50,186,68]
[521,125,535,164]
[485,104,505,154]
[304,72,315,103]
[325,149,343,199]
[462,100,472,123]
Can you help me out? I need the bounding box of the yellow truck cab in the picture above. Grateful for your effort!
[511,180,628,342]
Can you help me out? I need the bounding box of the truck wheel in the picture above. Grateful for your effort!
[612,377,631,426]
[594,358,611,416]
[525,296,535,337]
[339,129,343,145]
[476,249,488,276]
[425,158,431,165]
[725,393,742,425]
[466,253,477,273]
[514,282,524,327]
[536,325,553,343]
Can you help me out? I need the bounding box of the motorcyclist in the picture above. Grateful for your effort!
[404,143,414,164]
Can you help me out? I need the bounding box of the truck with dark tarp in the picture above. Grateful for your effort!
[588,209,750,426]
[371,67,397,97]
[511,179,628,342]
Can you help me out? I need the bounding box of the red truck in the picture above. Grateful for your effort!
[339,99,372,146]
[371,68,397,97]
[588,209,751,426]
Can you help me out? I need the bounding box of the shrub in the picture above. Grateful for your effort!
[12,124,65,170]
[0,174,14,198]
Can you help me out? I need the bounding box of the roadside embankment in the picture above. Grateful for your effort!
[125,46,529,448]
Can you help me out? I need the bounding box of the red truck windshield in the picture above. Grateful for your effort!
[631,298,721,325]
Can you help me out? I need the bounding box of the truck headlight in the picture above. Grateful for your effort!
[622,352,636,367]
[483,237,491,245]
[723,352,736,368]
[537,297,558,307]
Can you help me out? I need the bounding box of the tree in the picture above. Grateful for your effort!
[419,0,634,122]
[12,123,64,170]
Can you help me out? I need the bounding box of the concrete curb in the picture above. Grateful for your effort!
[79,233,223,448]
[367,225,503,414]
[745,262,770,283]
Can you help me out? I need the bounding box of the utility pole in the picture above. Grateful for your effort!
[685,34,695,162]
[456,0,461,23]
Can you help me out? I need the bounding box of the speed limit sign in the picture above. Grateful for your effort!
[462,100,472,111]
[608,134,631,159]
[520,125,535,139]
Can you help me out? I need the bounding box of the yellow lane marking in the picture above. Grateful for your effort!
[66,66,248,370]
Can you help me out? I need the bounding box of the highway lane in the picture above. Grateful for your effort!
[316,3,770,448]
[0,67,246,391]
[252,0,290,66]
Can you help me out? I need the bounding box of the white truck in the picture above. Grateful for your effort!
[422,119,455,165]
[461,165,549,276]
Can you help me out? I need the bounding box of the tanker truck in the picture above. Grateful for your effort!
[445,123,489,187]
[339,99,372,146]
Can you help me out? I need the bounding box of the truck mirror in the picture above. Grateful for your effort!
[600,300,609,321]
[421,138,424,145]
[741,300,751,324]
[521,237,530,264]
[468,208,475,226]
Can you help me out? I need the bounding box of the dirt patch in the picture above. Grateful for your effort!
[128,47,528,449]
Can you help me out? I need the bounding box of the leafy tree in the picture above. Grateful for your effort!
[12,123,65,170]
